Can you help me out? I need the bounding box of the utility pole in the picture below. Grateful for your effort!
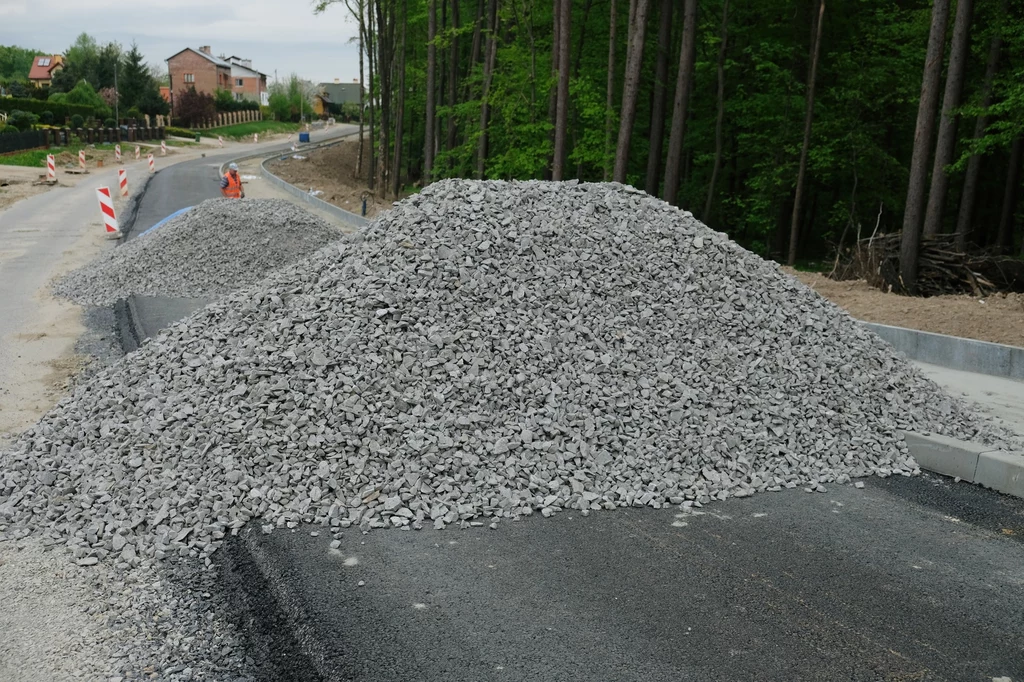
[114,59,119,122]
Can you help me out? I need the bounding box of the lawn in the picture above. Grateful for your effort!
[0,143,116,168]
[204,121,301,139]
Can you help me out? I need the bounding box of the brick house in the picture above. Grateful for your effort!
[166,46,232,113]
[226,57,269,106]
[28,55,64,87]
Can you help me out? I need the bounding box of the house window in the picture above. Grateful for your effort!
[38,58,51,67]
[184,73,195,84]
[235,93,244,101]
[236,78,244,87]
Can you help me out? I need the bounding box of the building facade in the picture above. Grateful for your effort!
[226,57,269,106]
[166,46,232,113]
[28,55,64,87]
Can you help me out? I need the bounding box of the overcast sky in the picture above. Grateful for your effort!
[0,0,363,85]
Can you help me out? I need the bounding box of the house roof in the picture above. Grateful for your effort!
[229,61,268,80]
[28,55,61,81]
[166,47,232,69]
[318,82,363,105]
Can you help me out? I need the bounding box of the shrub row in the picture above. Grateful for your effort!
[165,126,196,138]
[0,97,94,123]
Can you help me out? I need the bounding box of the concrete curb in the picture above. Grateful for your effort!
[260,155,369,230]
[902,431,1024,499]
[864,322,1024,380]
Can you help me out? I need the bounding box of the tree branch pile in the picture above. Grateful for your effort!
[831,232,1024,296]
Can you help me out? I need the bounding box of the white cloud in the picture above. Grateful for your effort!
[0,0,364,83]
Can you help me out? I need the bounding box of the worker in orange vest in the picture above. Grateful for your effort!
[220,163,244,199]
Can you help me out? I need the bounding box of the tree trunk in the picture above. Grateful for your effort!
[612,0,651,183]
[424,0,437,182]
[644,0,673,196]
[786,0,825,266]
[998,137,1023,251]
[367,0,377,191]
[471,0,485,65]
[356,0,366,179]
[477,0,499,178]
[923,0,973,238]
[603,0,616,181]
[702,0,729,219]
[392,2,407,198]
[573,0,594,78]
[899,0,951,294]
[547,0,562,177]
[955,2,1003,250]
[662,0,698,204]
[552,0,571,180]
[446,0,460,155]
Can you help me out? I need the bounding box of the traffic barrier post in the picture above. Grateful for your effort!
[161,140,167,156]
[118,169,128,197]
[79,150,86,170]
[115,144,121,163]
[148,153,155,173]
[46,154,56,182]
[96,187,120,238]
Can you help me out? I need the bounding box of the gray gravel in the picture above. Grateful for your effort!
[0,179,1015,675]
[52,198,344,306]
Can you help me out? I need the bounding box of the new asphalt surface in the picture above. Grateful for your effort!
[219,473,1024,682]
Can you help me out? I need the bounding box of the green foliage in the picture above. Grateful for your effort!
[0,45,40,81]
[103,118,116,128]
[50,79,109,118]
[40,110,53,125]
[70,114,84,129]
[51,33,121,94]
[7,109,39,131]
[207,120,301,139]
[1,95,92,122]
[0,124,20,135]
[165,126,196,137]
[118,42,150,111]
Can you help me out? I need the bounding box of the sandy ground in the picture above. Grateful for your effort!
[266,137,400,218]
[787,268,1024,348]
[0,189,130,439]
[0,141,194,212]
[0,539,115,682]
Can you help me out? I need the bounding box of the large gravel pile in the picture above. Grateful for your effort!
[52,198,343,306]
[1,180,1008,568]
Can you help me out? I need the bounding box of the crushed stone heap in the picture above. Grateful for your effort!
[52,198,344,306]
[1,180,1007,566]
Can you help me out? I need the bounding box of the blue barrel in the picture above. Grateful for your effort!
[299,132,311,143]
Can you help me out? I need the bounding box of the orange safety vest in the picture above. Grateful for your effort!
[222,172,243,199]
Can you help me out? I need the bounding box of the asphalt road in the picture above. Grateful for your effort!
[129,125,359,237]
[221,473,1024,682]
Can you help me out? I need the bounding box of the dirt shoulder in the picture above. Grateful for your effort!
[265,137,402,218]
[787,268,1024,348]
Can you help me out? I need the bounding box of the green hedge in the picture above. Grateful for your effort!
[0,96,94,123]
[165,126,195,138]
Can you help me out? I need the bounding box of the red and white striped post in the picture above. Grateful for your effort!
[115,144,122,163]
[160,140,167,156]
[46,154,56,182]
[218,135,224,148]
[135,145,140,161]
[118,169,128,197]
[96,187,120,238]
[253,133,258,144]
[148,153,155,173]
[79,150,86,170]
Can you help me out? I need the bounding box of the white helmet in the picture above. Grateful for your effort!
[228,163,239,171]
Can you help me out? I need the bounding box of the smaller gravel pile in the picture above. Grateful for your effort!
[53,198,343,306]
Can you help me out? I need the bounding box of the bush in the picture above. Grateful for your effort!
[165,126,196,138]
[1,96,92,122]
[40,110,54,125]
[7,110,39,131]
[70,114,84,129]
[174,87,216,128]
[0,124,20,135]
[126,106,142,121]
[103,118,116,128]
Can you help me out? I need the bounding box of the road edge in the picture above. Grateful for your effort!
[902,430,1024,499]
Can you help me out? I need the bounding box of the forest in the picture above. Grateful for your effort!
[315,0,1024,294]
